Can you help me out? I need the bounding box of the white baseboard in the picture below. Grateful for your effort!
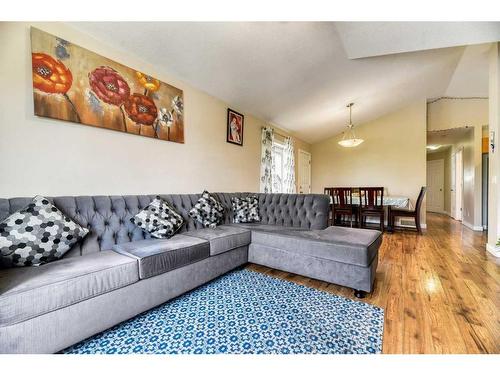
[462,221,484,232]
[486,243,500,258]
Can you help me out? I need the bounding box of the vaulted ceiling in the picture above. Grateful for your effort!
[70,22,500,144]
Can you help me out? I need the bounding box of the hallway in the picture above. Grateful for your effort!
[248,213,500,353]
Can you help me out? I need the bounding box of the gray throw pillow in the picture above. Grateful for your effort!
[232,196,261,223]
[188,191,225,228]
[0,195,89,267]
[131,197,184,239]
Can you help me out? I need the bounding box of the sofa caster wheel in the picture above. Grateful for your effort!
[354,290,366,299]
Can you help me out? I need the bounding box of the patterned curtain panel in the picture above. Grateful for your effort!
[283,137,296,193]
[260,127,274,193]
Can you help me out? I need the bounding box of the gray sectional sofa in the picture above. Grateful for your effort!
[0,193,382,354]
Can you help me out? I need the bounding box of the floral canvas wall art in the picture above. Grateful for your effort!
[30,27,184,143]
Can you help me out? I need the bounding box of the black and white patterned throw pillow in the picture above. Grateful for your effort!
[232,196,261,223]
[0,196,89,267]
[131,197,184,239]
[188,191,225,228]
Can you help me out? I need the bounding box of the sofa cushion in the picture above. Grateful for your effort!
[0,250,138,327]
[231,196,260,223]
[250,226,382,267]
[188,191,224,228]
[130,197,184,239]
[184,225,251,256]
[0,195,89,267]
[231,223,310,233]
[112,235,209,279]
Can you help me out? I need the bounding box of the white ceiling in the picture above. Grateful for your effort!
[69,22,499,144]
[444,43,491,97]
[335,22,500,59]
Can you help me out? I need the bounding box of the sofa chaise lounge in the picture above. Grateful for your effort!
[0,193,382,353]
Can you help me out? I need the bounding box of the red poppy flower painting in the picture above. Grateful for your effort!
[89,67,130,106]
[124,94,158,126]
[30,27,184,143]
[32,52,81,122]
[32,53,73,94]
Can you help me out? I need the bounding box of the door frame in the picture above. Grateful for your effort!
[451,152,456,218]
[482,153,489,230]
[298,149,311,194]
[454,148,464,221]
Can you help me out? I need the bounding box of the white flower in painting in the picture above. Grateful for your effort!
[171,95,183,116]
[157,107,173,127]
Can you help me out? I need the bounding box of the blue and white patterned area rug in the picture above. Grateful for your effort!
[62,269,384,354]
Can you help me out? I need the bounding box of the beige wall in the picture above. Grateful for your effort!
[311,100,427,224]
[427,148,452,215]
[427,98,488,130]
[0,22,309,198]
[427,98,487,229]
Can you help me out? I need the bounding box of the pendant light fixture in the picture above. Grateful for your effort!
[338,103,364,148]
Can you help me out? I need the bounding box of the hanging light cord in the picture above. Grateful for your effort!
[348,103,353,128]
[346,103,355,131]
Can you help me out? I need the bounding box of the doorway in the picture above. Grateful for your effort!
[427,128,472,224]
[427,159,445,213]
[298,149,311,194]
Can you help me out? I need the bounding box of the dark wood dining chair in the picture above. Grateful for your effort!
[388,187,426,235]
[359,187,384,232]
[324,187,334,196]
[331,187,356,227]
[324,187,334,226]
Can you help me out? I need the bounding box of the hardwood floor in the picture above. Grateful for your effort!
[246,213,500,354]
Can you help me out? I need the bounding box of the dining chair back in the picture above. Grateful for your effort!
[332,187,353,208]
[331,187,357,227]
[359,187,384,231]
[323,187,334,226]
[324,187,334,197]
[388,186,426,235]
[359,187,384,209]
[415,186,427,214]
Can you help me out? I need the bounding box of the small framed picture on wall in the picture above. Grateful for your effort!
[227,108,244,146]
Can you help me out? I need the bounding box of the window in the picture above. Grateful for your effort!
[272,140,285,193]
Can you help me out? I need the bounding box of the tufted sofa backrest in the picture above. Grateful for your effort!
[0,193,329,256]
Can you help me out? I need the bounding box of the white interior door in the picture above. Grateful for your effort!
[426,159,445,213]
[298,149,311,194]
[454,149,463,221]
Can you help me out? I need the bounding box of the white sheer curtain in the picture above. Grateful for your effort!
[260,127,296,194]
[259,127,274,193]
[283,137,296,193]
